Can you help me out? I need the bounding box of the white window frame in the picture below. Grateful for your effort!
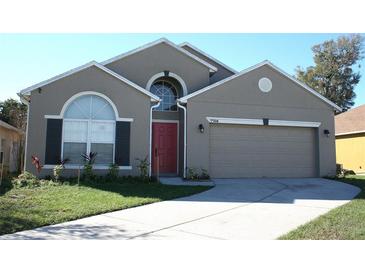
[62,118,116,165]
[61,94,116,165]
[146,72,188,96]
[43,91,134,170]
[150,80,179,112]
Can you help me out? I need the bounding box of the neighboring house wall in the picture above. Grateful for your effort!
[181,45,235,84]
[105,42,211,94]
[336,133,365,174]
[186,64,336,177]
[0,125,22,173]
[25,66,151,176]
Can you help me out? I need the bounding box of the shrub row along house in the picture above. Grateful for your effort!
[18,38,341,178]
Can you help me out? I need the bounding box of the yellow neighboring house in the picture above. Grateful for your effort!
[335,104,365,174]
[0,119,24,174]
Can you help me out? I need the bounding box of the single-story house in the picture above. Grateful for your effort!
[18,38,341,178]
[335,104,365,174]
[0,119,24,174]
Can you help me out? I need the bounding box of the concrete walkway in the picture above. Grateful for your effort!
[0,178,360,240]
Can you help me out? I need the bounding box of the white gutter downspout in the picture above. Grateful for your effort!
[177,101,187,178]
[149,100,161,177]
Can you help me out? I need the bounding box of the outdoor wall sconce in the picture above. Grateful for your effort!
[324,129,330,137]
[199,124,205,133]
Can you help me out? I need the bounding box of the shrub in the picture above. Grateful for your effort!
[53,158,69,181]
[200,168,210,180]
[336,164,343,176]
[81,152,97,181]
[335,164,356,177]
[344,169,356,176]
[53,165,63,181]
[186,167,210,181]
[83,164,94,180]
[187,167,199,180]
[0,178,13,194]
[136,156,149,180]
[12,172,40,188]
[107,163,119,181]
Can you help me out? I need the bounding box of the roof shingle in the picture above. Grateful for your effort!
[335,104,365,136]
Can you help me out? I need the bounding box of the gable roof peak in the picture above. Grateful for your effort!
[18,61,160,102]
[101,38,218,73]
[179,60,341,112]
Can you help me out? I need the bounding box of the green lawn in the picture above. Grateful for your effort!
[0,179,210,236]
[279,175,365,240]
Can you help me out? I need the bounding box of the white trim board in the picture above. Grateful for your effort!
[206,117,263,126]
[43,165,132,170]
[269,120,321,128]
[179,60,342,112]
[206,117,321,128]
[335,130,365,137]
[101,38,218,73]
[179,42,238,74]
[45,114,134,122]
[18,61,160,102]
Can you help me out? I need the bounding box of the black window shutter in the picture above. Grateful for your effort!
[115,121,131,166]
[45,119,63,164]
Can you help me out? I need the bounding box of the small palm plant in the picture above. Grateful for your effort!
[81,152,97,180]
[53,158,69,182]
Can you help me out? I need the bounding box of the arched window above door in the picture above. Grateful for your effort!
[150,80,178,111]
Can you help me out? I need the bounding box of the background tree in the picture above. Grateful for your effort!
[0,98,27,131]
[296,34,364,112]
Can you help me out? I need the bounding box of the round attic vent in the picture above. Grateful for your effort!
[258,77,272,93]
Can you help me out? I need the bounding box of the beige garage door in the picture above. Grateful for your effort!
[209,124,317,178]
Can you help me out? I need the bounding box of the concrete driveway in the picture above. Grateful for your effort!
[0,178,360,240]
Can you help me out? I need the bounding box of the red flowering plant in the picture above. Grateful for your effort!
[31,155,43,174]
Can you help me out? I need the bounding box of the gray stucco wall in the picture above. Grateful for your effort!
[181,45,235,84]
[186,64,336,177]
[105,42,211,94]
[26,66,151,177]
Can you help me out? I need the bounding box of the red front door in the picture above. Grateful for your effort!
[152,122,178,174]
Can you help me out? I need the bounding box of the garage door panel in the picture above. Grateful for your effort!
[211,154,313,168]
[210,166,315,178]
[211,133,314,143]
[210,142,313,155]
[211,126,314,137]
[209,124,316,178]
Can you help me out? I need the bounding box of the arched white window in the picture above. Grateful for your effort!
[62,94,116,165]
